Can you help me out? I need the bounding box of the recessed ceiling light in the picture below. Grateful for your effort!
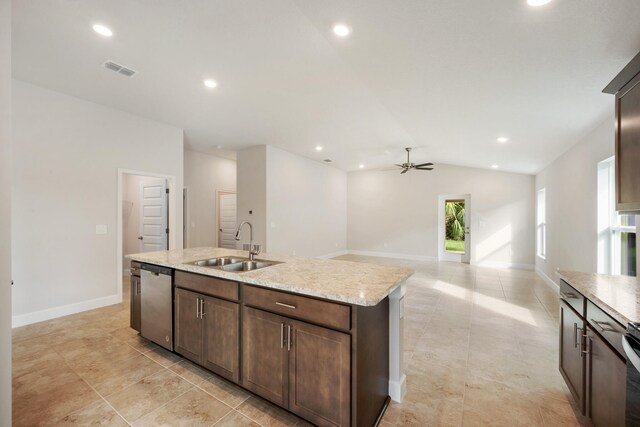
[527,0,552,6]
[315,145,323,152]
[203,79,218,89]
[92,24,113,37]
[359,164,365,169]
[496,137,509,143]
[491,164,499,169]
[333,24,351,38]
[216,145,223,149]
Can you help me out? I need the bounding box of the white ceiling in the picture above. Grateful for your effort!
[11,0,640,174]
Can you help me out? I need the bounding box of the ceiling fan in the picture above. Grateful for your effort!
[395,147,434,174]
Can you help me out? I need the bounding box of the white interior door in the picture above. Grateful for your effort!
[139,178,168,252]
[438,194,471,263]
[218,192,237,249]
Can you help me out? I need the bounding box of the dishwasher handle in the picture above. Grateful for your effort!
[140,263,172,276]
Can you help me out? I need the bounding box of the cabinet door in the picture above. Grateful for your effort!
[130,275,141,332]
[242,307,288,407]
[288,319,351,427]
[586,327,626,427]
[560,301,585,413]
[202,296,240,383]
[175,288,203,364]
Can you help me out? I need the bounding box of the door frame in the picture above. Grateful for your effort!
[117,168,177,304]
[438,194,471,263]
[215,189,237,248]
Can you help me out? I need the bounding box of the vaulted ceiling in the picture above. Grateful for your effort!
[12,0,640,173]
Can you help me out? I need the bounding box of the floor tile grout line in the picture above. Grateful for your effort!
[126,384,196,425]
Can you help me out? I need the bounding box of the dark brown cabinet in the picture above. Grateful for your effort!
[604,50,640,212]
[130,262,141,332]
[559,300,585,412]
[586,326,627,427]
[559,280,627,427]
[174,287,240,382]
[242,306,351,427]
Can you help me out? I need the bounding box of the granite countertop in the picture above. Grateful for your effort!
[557,270,640,325]
[126,247,414,307]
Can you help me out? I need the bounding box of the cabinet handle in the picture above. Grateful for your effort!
[280,323,284,349]
[560,291,577,300]
[276,302,296,309]
[590,318,615,333]
[200,299,206,318]
[287,325,292,351]
[573,323,578,348]
[196,298,201,319]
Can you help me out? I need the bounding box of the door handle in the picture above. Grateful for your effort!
[138,236,143,240]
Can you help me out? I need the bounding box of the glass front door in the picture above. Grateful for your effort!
[445,199,466,254]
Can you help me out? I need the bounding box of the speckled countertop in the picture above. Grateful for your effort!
[558,270,640,325]
[126,247,414,306]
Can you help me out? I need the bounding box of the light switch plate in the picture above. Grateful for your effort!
[95,224,108,235]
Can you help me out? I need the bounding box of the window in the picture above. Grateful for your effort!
[537,188,546,259]
[597,157,637,276]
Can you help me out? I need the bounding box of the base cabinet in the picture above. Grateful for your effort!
[175,288,240,382]
[130,263,141,332]
[242,306,351,427]
[559,300,585,412]
[586,326,626,426]
[559,280,626,427]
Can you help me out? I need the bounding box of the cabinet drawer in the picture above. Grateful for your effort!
[587,300,626,358]
[131,261,141,277]
[560,280,585,317]
[243,285,351,331]
[175,271,239,301]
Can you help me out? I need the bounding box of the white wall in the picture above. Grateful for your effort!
[348,164,535,267]
[12,81,184,325]
[184,150,236,248]
[535,118,614,283]
[266,146,347,257]
[236,146,267,249]
[0,0,12,423]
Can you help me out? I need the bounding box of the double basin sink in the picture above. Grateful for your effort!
[188,256,279,272]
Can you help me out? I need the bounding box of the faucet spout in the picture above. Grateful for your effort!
[235,221,259,260]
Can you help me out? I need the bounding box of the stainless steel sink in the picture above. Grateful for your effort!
[188,257,278,272]
[189,257,247,267]
[221,260,277,272]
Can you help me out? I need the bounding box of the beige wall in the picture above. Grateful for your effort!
[236,146,267,250]
[535,118,614,284]
[0,0,12,422]
[12,81,184,325]
[348,164,536,267]
[266,146,347,257]
[184,150,237,248]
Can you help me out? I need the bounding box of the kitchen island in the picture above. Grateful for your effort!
[127,247,413,427]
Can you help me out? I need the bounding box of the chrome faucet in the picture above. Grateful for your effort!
[235,221,261,261]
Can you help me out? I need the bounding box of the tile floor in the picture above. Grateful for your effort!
[12,255,587,426]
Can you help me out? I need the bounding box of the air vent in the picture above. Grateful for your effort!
[103,60,137,77]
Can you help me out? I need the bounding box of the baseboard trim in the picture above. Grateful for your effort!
[471,260,535,270]
[347,250,438,262]
[389,374,407,403]
[536,267,559,292]
[316,250,350,259]
[12,294,120,328]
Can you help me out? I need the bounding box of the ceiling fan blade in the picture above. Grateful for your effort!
[415,162,434,167]
[400,168,409,174]
[415,167,434,170]
[394,164,404,168]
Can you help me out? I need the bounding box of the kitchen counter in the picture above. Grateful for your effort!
[558,270,640,325]
[126,247,414,307]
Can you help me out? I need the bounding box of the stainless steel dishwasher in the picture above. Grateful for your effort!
[140,263,173,351]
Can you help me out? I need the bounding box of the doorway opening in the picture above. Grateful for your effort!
[117,169,177,303]
[217,190,237,249]
[438,194,471,263]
